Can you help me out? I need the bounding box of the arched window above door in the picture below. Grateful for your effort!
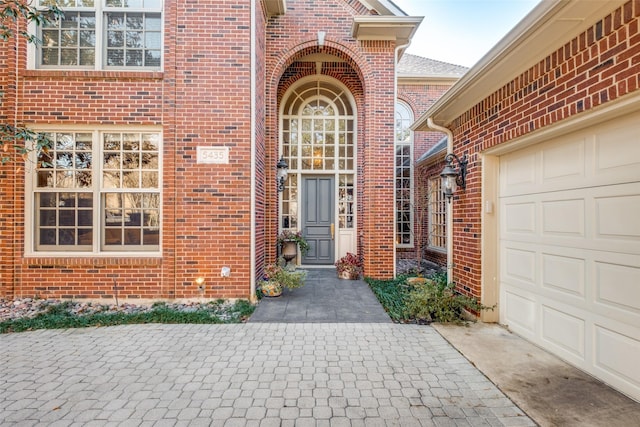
[281,79,355,172]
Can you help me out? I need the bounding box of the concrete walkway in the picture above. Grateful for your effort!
[433,323,640,427]
[250,269,391,323]
[0,323,534,426]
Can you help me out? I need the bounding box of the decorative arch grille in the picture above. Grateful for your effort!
[280,80,356,232]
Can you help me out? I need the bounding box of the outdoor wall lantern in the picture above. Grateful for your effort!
[277,156,288,192]
[440,153,468,202]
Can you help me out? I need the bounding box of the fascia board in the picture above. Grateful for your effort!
[412,0,625,131]
[352,16,423,46]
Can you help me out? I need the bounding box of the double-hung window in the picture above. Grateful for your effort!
[37,0,162,70]
[31,130,161,254]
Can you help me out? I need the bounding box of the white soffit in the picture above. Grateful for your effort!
[351,16,423,47]
[413,0,627,130]
[264,0,286,17]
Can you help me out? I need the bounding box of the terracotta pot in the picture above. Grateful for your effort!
[338,270,359,280]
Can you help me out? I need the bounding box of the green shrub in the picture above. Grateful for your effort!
[367,272,493,324]
[0,299,254,334]
[366,275,410,322]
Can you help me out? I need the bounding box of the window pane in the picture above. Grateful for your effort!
[33,131,160,253]
[38,12,95,67]
[40,229,56,245]
[105,12,162,68]
[143,229,159,245]
[40,209,56,226]
[125,50,142,66]
[105,228,122,245]
[35,192,93,249]
[146,14,161,30]
[79,49,95,65]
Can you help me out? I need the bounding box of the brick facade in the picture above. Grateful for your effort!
[439,1,640,299]
[263,0,398,279]
[1,0,441,300]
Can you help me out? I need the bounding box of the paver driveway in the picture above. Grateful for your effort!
[0,323,534,426]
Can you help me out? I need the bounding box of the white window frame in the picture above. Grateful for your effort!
[24,126,163,257]
[395,100,414,248]
[28,0,164,71]
[428,176,446,251]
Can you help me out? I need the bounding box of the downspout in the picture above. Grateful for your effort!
[249,0,257,302]
[426,118,454,285]
[393,41,410,278]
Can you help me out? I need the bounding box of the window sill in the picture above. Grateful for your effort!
[396,244,414,249]
[23,253,163,267]
[426,246,447,254]
[22,69,164,80]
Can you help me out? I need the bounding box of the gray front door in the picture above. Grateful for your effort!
[302,176,335,265]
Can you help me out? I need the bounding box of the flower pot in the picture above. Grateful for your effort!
[261,281,283,297]
[338,270,359,280]
[281,240,298,264]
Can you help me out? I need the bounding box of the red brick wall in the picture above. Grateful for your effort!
[1,0,442,298]
[2,0,258,300]
[0,33,17,297]
[264,0,398,279]
[254,3,267,283]
[447,1,640,298]
[396,83,453,267]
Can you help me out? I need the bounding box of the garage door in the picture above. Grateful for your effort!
[499,111,640,401]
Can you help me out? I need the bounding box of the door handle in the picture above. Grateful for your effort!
[330,223,335,240]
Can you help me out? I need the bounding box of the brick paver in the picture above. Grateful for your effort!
[0,323,534,426]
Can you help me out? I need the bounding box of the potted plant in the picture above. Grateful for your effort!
[335,252,363,280]
[259,257,307,297]
[277,229,310,264]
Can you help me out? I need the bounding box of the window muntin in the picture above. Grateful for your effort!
[283,81,355,173]
[33,130,161,253]
[280,79,356,234]
[36,0,162,70]
[338,174,354,229]
[41,11,96,67]
[395,101,413,247]
[428,177,446,250]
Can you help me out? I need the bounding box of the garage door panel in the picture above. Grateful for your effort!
[542,136,585,181]
[541,305,586,360]
[594,325,640,395]
[503,246,537,286]
[595,194,640,239]
[595,118,640,173]
[542,199,585,237]
[501,114,640,197]
[498,109,640,402]
[502,290,537,336]
[595,261,640,315]
[542,253,586,298]
[501,149,537,194]
[503,202,536,234]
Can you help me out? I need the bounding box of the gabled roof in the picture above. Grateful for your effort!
[398,54,468,80]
